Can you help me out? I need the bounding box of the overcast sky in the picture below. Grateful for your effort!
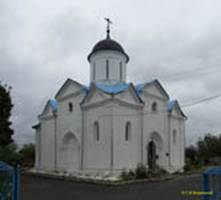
[1,0,221,147]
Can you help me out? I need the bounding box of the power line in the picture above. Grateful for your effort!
[152,66,221,108]
[156,65,221,81]
[95,93,221,118]
[181,93,221,108]
[94,65,221,117]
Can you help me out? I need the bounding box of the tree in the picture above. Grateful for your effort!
[0,83,13,146]
[185,145,202,171]
[197,133,221,164]
[186,145,199,163]
[0,83,17,165]
[18,143,35,167]
[0,143,18,165]
[185,133,221,171]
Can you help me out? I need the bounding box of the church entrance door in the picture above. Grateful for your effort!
[62,132,80,171]
[148,141,156,169]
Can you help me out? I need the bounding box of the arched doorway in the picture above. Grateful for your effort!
[148,141,157,169]
[61,132,80,171]
[147,132,163,169]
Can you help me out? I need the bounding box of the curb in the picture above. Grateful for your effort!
[23,171,183,186]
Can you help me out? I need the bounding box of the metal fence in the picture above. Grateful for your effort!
[0,161,20,200]
[203,167,221,200]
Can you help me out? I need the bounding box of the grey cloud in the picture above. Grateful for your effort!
[1,0,221,147]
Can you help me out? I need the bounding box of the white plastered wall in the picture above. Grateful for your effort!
[56,89,86,172]
[112,103,142,170]
[89,50,127,82]
[169,108,185,172]
[39,115,55,171]
[139,85,170,170]
[82,103,112,171]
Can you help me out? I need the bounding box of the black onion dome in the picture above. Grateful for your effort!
[88,38,129,62]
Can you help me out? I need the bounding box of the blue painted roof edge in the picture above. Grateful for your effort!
[81,85,89,93]
[167,100,177,112]
[167,100,187,118]
[135,79,157,95]
[55,78,89,98]
[95,82,131,94]
[80,82,144,105]
[80,82,94,105]
[135,79,169,99]
[130,83,144,103]
[49,99,58,112]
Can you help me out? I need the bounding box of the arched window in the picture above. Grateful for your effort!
[94,121,99,141]
[173,129,177,144]
[106,59,109,79]
[119,62,123,81]
[125,122,131,141]
[93,62,96,80]
[63,132,78,145]
[68,102,73,112]
[152,102,157,112]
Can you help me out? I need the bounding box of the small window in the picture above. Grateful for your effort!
[152,102,157,112]
[173,129,177,144]
[93,62,96,80]
[119,62,123,81]
[106,60,109,79]
[125,122,131,141]
[68,102,73,112]
[94,121,99,141]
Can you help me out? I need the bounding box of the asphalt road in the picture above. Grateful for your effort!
[21,174,202,200]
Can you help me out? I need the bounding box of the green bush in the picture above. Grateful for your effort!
[0,142,35,168]
[121,169,135,180]
[184,164,191,172]
[135,164,149,179]
[120,164,167,181]
[128,170,136,179]
[148,165,168,177]
[18,143,35,168]
[184,159,202,173]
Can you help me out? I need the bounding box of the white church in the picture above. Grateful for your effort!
[33,21,186,175]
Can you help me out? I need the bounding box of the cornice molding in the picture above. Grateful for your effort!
[82,98,143,110]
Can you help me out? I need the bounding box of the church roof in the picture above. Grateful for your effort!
[167,100,186,118]
[135,79,169,99]
[80,81,144,105]
[87,38,129,62]
[55,78,88,99]
[135,80,156,95]
[37,80,186,120]
[95,82,131,94]
[167,100,177,112]
[49,99,58,112]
